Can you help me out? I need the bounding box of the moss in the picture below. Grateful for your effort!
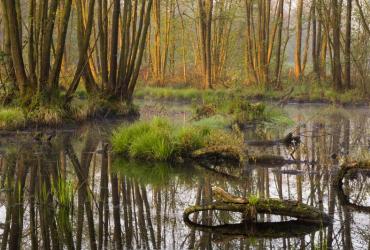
[0,107,25,130]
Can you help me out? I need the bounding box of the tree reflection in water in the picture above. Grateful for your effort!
[0,106,369,249]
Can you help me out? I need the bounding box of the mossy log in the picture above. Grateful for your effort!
[191,146,245,164]
[184,187,331,226]
[335,160,370,213]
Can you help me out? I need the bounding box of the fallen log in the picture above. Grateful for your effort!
[191,145,245,164]
[335,160,370,213]
[183,187,331,226]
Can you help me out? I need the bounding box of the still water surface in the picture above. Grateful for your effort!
[0,103,369,249]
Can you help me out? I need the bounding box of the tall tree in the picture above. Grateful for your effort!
[197,0,213,89]
[331,0,343,91]
[294,0,303,80]
[344,0,352,89]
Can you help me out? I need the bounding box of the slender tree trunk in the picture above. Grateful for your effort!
[332,0,343,91]
[294,0,303,80]
[344,0,352,89]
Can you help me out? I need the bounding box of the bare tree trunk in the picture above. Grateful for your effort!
[331,0,343,91]
[198,0,213,89]
[344,0,352,89]
[294,0,303,80]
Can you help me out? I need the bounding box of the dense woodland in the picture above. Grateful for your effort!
[0,0,370,121]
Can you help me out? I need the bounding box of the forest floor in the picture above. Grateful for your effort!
[135,83,370,106]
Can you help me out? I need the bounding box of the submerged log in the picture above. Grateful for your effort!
[335,160,370,213]
[191,146,245,164]
[183,187,331,225]
[248,155,286,167]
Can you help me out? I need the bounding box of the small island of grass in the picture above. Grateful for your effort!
[112,117,246,163]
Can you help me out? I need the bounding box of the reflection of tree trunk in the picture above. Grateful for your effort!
[141,185,157,248]
[122,178,133,248]
[327,181,336,249]
[154,189,161,250]
[1,158,15,250]
[29,163,38,250]
[98,145,109,250]
[9,156,28,250]
[343,204,353,249]
[111,169,123,249]
[134,183,149,248]
[76,187,85,250]
[64,136,98,250]
[188,182,202,249]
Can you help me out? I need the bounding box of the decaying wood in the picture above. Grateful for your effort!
[191,145,245,164]
[183,187,331,225]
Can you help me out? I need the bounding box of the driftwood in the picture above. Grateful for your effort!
[335,160,370,213]
[184,187,331,226]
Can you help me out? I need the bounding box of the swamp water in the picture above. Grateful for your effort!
[0,103,369,249]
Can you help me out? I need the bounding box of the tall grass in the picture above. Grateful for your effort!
[111,117,245,161]
[0,107,25,129]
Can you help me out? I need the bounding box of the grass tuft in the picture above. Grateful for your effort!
[0,107,25,129]
[112,117,245,161]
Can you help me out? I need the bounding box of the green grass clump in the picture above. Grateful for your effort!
[174,126,210,153]
[112,121,151,153]
[191,97,292,128]
[113,118,174,161]
[28,106,66,125]
[112,117,245,161]
[227,98,266,125]
[191,114,229,129]
[0,107,25,129]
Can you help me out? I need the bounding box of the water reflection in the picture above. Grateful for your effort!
[0,105,369,249]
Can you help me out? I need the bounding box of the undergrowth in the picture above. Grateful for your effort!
[0,107,25,129]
